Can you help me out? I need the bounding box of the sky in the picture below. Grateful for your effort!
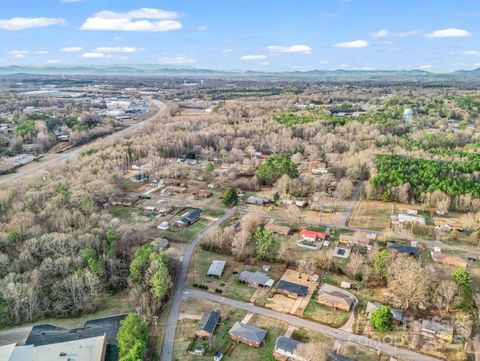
[1,0,480,72]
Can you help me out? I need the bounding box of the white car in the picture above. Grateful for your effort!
[157,221,170,230]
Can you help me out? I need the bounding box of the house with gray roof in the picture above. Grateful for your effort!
[195,310,220,338]
[239,271,274,288]
[387,242,420,257]
[207,260,226,279]
[274,336,302,359]
[317,283,356,311]
[228,322,267,347]
[276,280,309,298]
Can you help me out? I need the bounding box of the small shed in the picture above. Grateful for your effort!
[207,260,226,279]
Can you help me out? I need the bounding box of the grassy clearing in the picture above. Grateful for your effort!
[203,208,225,218]
[303,297,350,328]
[160,218,210,243]
[349,200,394,230]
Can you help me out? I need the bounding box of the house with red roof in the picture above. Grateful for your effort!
[300,229,329,242]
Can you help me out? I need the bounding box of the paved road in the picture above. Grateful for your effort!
[0,99,165,187]
[183,289,440,361]
[0,326,31,346]
[160,209,234,361]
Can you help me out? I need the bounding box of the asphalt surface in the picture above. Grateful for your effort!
[159,209,234,361]
[0,99,165,187]
[184,289,440,361]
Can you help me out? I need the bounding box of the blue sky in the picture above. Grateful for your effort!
[1,0,480,71]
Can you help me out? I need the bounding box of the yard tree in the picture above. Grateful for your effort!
[254,227,277,260]
[222,187,238,207]
[117,313,148,361]
[433,280,458,318]
[371,306,393,332]
[150,260,172,300]
[285,204,301,230]
[105,229,118,258]
[373,249,390,278]
[256,153,299,184]
[205,162,214,173]
[334,179,354,200]
[386,255,430,310]
[452,268,473,312]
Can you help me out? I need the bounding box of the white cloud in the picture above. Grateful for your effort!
[81,52,105,59]
[8,50,29,58]
[94,46,143,53]
[222,49,234,54]
[462,50,480,56]
[35,50,48,55]
[332,40,369,48]
[61,47,83,52]
[197,25,208,32]
[240,55,267,60]
[119,56,129,60]
[267,44,312,54]
[474,63,480,67]
[81,8,182,32]
[418,64,432,69]
[45,59,62,64]
[0,17,66,31]
[370,29,421,38]
[426,28,472,38]
[158,56,195,65]
[260,61,269,66]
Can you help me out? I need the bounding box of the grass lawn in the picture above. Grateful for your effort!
[160,218,210,243]
[303,296,350,328]
[189,249,256,302]
[109,206,134,222]
[203,208,225,218]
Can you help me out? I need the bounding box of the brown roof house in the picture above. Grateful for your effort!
[265,222,291,236]
[195,311,220,338]
[431,252,468,268]
[317,283,357,311]
[421,319,454,343]
[229,322,267,347]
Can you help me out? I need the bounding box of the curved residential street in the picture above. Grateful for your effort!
[159,211,441,361]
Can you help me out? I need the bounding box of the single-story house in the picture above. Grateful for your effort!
[276,280,309,298]
[274,336,302,360]
[339,234,369,248]
[431,252,468,268]
[246,196,272,205]
[391,214,426,226]
[157,207,173,216]
[214,351,224,361]
[265,222,291,236]
[177,209,202,227]
[239,271,274,288]
[195,310,220,338]
[229,322,267,347]
[157,221,170,230]
[150,238,169,251]
[207,260,226,279]
[110,197,136,207]
[421,319,454,343]
[300,229,329,242]
[130,173,148,183]
[366,301,403,324]
[192,189,213,198]
[387,242,420,257]
[317,283,356,311]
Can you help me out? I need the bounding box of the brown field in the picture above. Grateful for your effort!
[349,200,395,230]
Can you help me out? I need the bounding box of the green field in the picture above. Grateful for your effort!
[303,296,351,328]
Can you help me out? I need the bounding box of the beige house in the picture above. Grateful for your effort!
[317,283,356,311]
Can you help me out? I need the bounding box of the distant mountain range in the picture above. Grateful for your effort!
[0,65,479,78]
